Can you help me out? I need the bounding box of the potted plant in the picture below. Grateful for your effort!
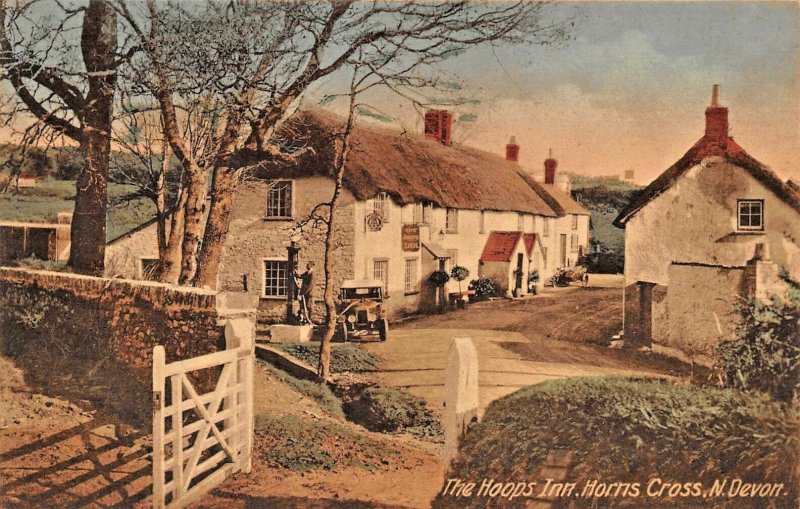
[450,265,470,308]
[528,270,540,295]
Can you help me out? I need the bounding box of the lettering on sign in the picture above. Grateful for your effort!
[402,224,421,251]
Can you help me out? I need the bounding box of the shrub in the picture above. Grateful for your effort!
[428,270,450,287]
[344,386,442,439]
[719,291,800,403]
[271,342,379,373]
[261,362,345,419]
[468,277,501,299]
[254,412,399,472]
[433,377,798,509]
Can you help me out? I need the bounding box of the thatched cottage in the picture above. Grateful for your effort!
[107,109,590,322]
[614,86,800,359]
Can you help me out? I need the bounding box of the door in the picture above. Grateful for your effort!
[559,234,567,267]
[515,253,524,291]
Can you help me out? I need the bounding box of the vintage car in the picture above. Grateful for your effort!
[336,279,389,341]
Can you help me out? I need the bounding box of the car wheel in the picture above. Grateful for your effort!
[378,319,389,341]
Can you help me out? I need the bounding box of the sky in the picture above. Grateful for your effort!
[316,1,800,185]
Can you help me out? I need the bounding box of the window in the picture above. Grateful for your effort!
[373,259,388,292]
[404,259,418,293]
[571,215,578,230]
[479,211,486,233]
[414,201,432,224]
[139,258,160,281]
[446,249,458,273]
[263,259,289,297]
[373,192,389,222]
[266,180,292,218]
[517,213,524,231]
[737,199,764,231]
[570,234,579,251]
[541,247,548,269]
[446,208,458,233]
[543,218,550,237]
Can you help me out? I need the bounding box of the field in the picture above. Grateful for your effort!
[0,179,155,240]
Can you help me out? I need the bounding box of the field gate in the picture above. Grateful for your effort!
[151,317,254,509]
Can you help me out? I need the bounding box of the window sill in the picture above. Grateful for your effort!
[404,291,420,296]
[445,230,458,234]
[260,295,287,300]
[263,216,293,221]
[732,230,765,235]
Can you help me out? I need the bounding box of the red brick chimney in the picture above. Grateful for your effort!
[424,109,452,146]
[505,136,520,162]
[705,84,728,147]
[544,148,557,184]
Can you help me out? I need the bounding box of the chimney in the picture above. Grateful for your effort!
[424,109,452,146]
[705,84,729,145]
[544,148,557,185]
[505,136,520,162]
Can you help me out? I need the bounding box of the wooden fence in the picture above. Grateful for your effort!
[151,332,253,509]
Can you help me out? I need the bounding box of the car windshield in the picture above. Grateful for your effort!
[341,286,382,300]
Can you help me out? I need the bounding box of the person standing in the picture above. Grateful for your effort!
[296,261,316,325]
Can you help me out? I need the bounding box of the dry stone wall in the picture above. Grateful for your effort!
[0,268,251,428]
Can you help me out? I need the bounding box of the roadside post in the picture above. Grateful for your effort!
[444,336,479,467]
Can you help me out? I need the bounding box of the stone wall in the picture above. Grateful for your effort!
[0,268,254,428]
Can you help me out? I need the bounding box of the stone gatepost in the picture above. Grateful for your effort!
[444,336,479,467]
[743,243,786,303]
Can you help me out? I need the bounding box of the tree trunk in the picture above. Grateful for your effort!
[177,161,207,284]
[68,0,117,275]
[193,167,237,288]
[155,144,169,260]
[159,179,185,284]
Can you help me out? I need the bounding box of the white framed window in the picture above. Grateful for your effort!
[413,201,432,224]
[542,247,548,269]
[263,259,289,297]
[543,217,550,237]
[571,214,578,230]
[373,259,388,292]
[479,211,486,233]
[373,192,390,222]
[737,199,764,231]
[517,213,524,231]
[445,208,458,233]
[570,234,579,251]
[266,180,293,219]
[404,258,418,294]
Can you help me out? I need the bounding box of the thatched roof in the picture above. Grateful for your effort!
[541,184,590,215]
[614,134,800,227]
[255,109,558,217]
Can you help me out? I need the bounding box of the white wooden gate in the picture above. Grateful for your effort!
[151,333,253,509]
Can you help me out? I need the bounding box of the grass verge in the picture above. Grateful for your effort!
[272,342,379,373]
[261,362,345,419]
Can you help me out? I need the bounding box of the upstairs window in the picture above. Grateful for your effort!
[413,201,432,224]
[571,215,578,230]
[479,211,486,233]
[543,217,550,237]
[737,200,764,231]
[266,180,293,219]
[446,208,458,233]
[517,213,524,231]
[373,192,389,222]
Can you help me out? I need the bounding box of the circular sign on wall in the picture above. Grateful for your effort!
[366,213,384,231]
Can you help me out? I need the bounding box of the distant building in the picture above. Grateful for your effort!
[108,109,591,322]
[614,86,800,359]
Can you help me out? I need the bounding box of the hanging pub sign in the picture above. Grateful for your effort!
[402,224,420,251]
[366,212,384,231]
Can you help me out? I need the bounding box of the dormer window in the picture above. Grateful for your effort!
[737,199,763,231]
[266,180,293,219]
[373,192,389,222]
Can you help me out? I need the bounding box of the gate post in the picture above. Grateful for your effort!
[152,345,166,509]
[443,336,479,467]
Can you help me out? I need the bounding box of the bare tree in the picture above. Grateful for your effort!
[0,0,122,275]
[113,0,570,288]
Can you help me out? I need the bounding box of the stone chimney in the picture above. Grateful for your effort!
[705,84,729,146]
[505,136,520,162]
[424,109,452,146]
[544,148,557,185]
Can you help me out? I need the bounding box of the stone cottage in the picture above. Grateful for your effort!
[614,86,800,358]
[108,109,590,322]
